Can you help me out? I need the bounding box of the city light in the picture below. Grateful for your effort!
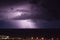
[41,37,44,40]
[0,35,9,39]
[36,37,38,39]
[31,37,34,40]
[51,37,54,40]
[0,36,59,40]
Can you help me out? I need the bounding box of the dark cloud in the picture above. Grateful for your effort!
[0,0,60,29]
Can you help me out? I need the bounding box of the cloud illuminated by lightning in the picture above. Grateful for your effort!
[8,19,37,28]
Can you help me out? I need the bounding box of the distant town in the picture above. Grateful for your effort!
[0,29,60,40]
[0,35,59,40]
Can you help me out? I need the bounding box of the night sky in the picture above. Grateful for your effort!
[0,0,60,29]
